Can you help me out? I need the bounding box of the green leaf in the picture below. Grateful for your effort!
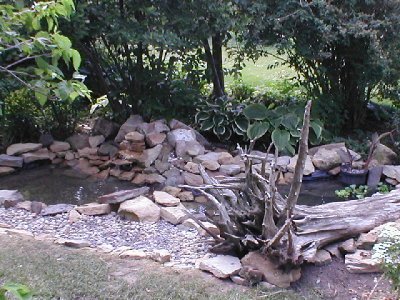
[1,283,33,300]
[247,122,270,140]
[70,49,81,70]
[234,117,249,132]
[213,114,225,126]
[271,128,290,151]
[243,103,269,120]
[35,91,47,106]
[281,113,299,130]
[310,121,323,139]
[53,33,72,50]
[200,118,213,131]
[213,125,226,136]
[195,111,209,123]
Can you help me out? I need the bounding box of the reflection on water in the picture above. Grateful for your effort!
[0,165,135,205]
[279,179,345,206]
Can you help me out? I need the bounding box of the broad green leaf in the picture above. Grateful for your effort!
[285,143,296,156]
[200,118,213,131]
[281,113,299,130]
[70,49,81,70]
[1,283,33,300]
[234,117,249,132]
[195,111,209,123]
[213,125,226,136]
[247,122,270,140]
[213,114,225,126]
[243,103,269,120]
[310,121,323,139]
[53,33,72,50]
[35,91,47,106]
[272,128,290,151]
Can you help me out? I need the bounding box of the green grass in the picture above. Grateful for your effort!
[224,48,296,87]
[0,235,306,300]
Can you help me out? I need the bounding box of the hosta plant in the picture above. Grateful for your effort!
[243,102,323,154]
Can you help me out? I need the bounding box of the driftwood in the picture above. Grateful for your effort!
[180,100,400,267]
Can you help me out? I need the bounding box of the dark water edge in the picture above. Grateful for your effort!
[0,165,135,205]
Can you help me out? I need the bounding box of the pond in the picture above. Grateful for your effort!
[0,165,346,206]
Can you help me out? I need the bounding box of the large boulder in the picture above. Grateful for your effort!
[118,196,161,223]
[6,143,42,156]
[89,135,105,148]
[169,119,210,147]
[371,143,397,165]
[98,187,149,204]
[167,129,196,147]
[309,142,345,156]
[345,250,381,273]
[311,148,341,170]
[66,134,90,150]
[93,117,119,139]
[199,255,242,279]
[115,115,144,143]
[241,251,301,288]
[0,154,23,168]
[287,155,315,176]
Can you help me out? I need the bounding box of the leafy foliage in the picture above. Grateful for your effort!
[0,0,90,105]
[0,282,32,300]
[335,184,369,200]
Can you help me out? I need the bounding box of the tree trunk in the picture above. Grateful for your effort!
[203,38,224,98]
[212,33,225,95]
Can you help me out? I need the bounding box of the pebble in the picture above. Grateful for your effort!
[0,207,213,267]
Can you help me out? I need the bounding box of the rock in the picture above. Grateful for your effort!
[41,204,74,216]
[162,186,181,197]
[199,255,242,279]
[239,266,264,285]
[118,171,135,181]
[115,115,144,143]
[68,209,82,223]
[65,151,75,160]
[357,232,378,250]
[160,205,187,225]
[194,196,208,203]
[30,201,44,214]
[219,164,241,176]
[0,167,16,176]
[241,251,301,288]
[339,239,356,254]
[39,133,54,147]
[76,203,111,216]
[15,201,32,211]
[142,145,163,167]
[383,165,400,182]
[175,140,205,158]
[125,131,145,142]
[93,117,119,139]
[132,173,166,185]
[62,239,91,249]
[151,249,171,263]
[164,168,184,186]
[118,196,161,223]
[21,148,50,164]
[49,141,70,153]
[70,159,99,177]
[98,143,119,157]
[345,250,381,273]
[308,249,332,266]
[309,142,346,156]
[0,190,23,207]
[311,148,341,170]
[372,143,397,165]
[146,132,166,147]
[184,162,200,174]
[183,172,204,186]
[169,119,210,147]
[0,154,23,168]
[336,147,362,163]
[230,275,250,286]
[154,160,170,174]
[288,155,315,175]
[277,156,291,171]
[194,152,233,165]
[89,135,105,148]
[200,160,220,171]
[167,129,197,147]
[98,187,150,204]
[367,166,383,188]
[324,243,342,258]
[153,191,180,207]
[78,147,98,158]
[119,249,148,260]
[177,191,194,202]
[95,169,110,180]
[66,134,90,150]
[328,166,341,176]
[6,143,42,156]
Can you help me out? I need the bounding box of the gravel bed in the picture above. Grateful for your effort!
[0,207,214,267]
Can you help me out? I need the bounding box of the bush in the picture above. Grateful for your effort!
[1,88,87,145]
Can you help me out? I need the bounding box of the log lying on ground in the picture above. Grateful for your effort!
[181,100,400,267]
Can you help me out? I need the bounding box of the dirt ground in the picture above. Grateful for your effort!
[0,232,397,300]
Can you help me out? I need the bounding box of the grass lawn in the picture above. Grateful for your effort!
[0,234,307,300]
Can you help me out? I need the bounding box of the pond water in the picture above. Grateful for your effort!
[0,165,135,205]
[0,165,346,206]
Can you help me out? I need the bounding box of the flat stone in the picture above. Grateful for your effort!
[184,162,200,174]
[312,148,341,171]
[30,201,45,214]
[167,129,196,147]
[241,251,301,288]
[0,190,24,206]
[201,221,220,236]
[142,145,163,167]
[0,154,23,168]
[194,152,233,165]
[146,132,166,147]
[78,147,98,158]
[0,167,16,176]
[6,143,42,156]
[132,173,166,185]
[98,187,149,204]
[61,239,91,249]
[307,249,332,266]
[160,205,187,225]
[339,239,356,254]
[76,203,111,216]
[68,209,82,223]
[41,204,74,216]
[175,140,205,158]
[22,148,50,164]
[383,165,400,182]
[345,250,381,273]
[49,141,70,152]
[201,160,220,171]
[239,266,264,285]
[177,191,194,202]
[372,143,397,165]
[288,155,315,175]
[125,131,145,142]
[98,143,119,157]
[162,186,181,197]
[199,255,242,279]
[309,142,346,156]
[151,249,171,263]
[357,232,378,250]
[118,196,160,223]
[219,164,241,176]
[119,249,148,260]
[15,201,32,211]
[153,191,180,207]
[164,168,184,186]
[118,171,135,181]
